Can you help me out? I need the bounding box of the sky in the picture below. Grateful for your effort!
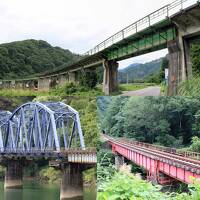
[0,0,171,69]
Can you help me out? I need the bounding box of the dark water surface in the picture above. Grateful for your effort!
[0,180,96,200]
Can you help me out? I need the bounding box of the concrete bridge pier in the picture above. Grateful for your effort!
[167,40,181,96]
[68,72,76,83]
[103,60,119,95]
[4,160,23,189]
[58,74,69,86]
[115,153,124,170]
[60,163,83,200]
[167,38,193,96]
[38,77,50,91]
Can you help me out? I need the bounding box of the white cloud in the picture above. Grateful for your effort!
[0,0,172,66]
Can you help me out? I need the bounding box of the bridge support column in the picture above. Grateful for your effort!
[38,77,50,91]
[115,154,124,170]
[60,164,83,200]
[167,40,184,96]
[4,160,23,189]
[59,74,68,86]
[103,60,119,95]
[68,72,76,83]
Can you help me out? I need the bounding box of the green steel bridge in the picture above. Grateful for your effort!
[0,0,200,95]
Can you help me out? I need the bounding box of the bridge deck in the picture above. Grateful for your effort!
[0,148,97,164]
[104,135,200,184]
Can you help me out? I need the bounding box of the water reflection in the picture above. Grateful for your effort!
[4,189,23,200]
[0,181,96,200]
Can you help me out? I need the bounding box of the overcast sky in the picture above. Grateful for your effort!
[0,0,171,69]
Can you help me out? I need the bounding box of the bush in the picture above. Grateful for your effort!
[98,172,200,200]
[79,70,98,89]
[97,149,116,189]
[50,82,103,97]
[190,136,200,152]
[39,167,61,183]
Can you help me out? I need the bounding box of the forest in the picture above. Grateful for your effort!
[97,96,200,149]
[118,58,163,83]
[0,39,81,79]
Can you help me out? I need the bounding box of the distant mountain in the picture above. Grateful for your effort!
[0,39,81,79]
[118,58,163,83]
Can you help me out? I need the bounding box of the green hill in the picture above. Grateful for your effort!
[0,39,81,79]
[118,58,164,83]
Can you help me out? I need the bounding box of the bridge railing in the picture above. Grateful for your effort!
[0,147,96,154]
[85,0,197,56]
[118,138,200,161]
[104,134,200,161]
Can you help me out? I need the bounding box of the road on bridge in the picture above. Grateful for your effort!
[122,86,161,96]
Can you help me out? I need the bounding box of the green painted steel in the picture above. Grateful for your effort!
[106,26,176,61]
[0,0,197,82]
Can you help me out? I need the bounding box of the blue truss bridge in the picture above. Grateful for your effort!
[0,102,96,199]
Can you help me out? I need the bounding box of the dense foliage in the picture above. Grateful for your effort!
[190,136,200,152]
[39,167,61,184]
[51,82,103,96]
[178,76,200,96]
[98,172,200,200]
[145,57,168,84]
[0,39,80,79]
[97,96,200,148]
[191,41,200,75]
[178,41,200,95]
[79,70,98,88]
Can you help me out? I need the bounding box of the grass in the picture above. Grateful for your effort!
[160,82,168,96]
[178,76,200,96]
[0,82,159,97]
[0,83,104,97]
[0,89,47,97]
[119,83,156,91]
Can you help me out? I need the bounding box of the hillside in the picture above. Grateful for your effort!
[0,39,81,79]
[118,58,163,83]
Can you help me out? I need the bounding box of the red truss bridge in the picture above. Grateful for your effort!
[103,135,200,185]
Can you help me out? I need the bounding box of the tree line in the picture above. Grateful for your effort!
[0,39,80,79]
[97,96,200,148]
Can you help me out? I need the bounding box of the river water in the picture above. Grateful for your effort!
[0,180,96,200]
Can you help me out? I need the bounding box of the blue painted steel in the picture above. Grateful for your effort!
[0,102,85,153]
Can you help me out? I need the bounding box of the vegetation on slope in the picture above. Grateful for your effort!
[98,171,200,200]
[97,96,200,148]
[118,58,164,83]
[178,40,200,96]
[0,39,81,79]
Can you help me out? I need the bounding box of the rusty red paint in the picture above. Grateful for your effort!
[108,137,200,185]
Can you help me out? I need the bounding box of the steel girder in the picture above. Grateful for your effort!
[0,102,85,153]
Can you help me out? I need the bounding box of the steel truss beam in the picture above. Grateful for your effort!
[0,102,85,153]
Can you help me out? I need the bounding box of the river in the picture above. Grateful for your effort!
[0,180,96,200]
